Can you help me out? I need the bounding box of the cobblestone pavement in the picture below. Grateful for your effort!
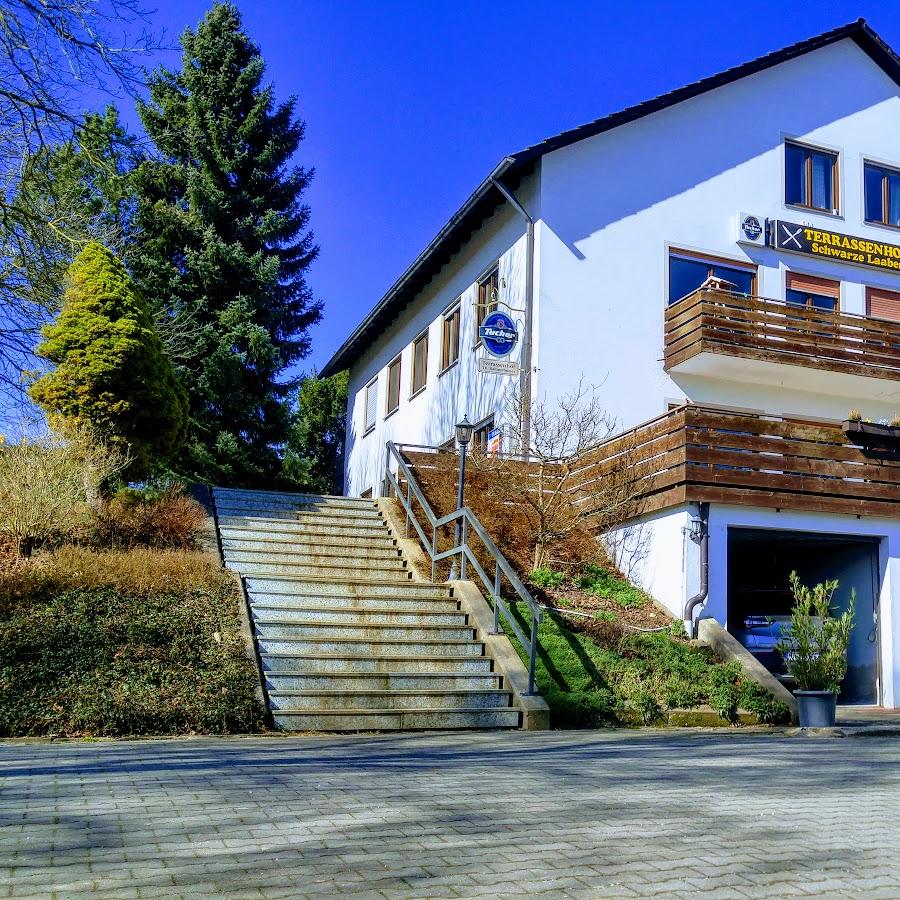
[2,730,899,898]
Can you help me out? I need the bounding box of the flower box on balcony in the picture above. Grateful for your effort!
[842,419,900,447]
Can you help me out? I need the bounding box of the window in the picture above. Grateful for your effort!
[472,416,495,453]
[363,377,377,434]
[386,356,401,416]
[867,286,900,323]
[411,331,428,395]
[441,304,460,370]
[668,251,755,305]
[785,272,839,311]
[476,267,499,338]
[864,162,900,228]
[785,141,838,213]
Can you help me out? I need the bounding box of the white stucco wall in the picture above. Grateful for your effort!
[604,504,695,618]
[536,38,900,428]
[344,172,539,496]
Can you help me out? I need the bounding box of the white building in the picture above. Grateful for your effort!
[322,20,900,709]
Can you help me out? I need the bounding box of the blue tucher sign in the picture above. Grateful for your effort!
[478,311,518,357]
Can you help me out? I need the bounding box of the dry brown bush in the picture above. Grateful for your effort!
[0,428,129,557]
[90,487,207,550]
[0,547,226,602]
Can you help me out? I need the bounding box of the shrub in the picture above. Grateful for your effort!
[530,567,566,589]
[0,429,127,556]
[574,563,647,607]
[90,485,207,550]
[777,572,855,693]
[0,548,266,737]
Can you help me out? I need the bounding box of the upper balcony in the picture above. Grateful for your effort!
[664,288,900,401]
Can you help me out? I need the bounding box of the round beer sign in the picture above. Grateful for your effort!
[478,311,518,357]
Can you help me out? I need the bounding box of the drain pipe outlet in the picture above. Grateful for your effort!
[683,502,710,638]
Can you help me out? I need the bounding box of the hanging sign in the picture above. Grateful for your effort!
[770,219,900,273]
[477,357,519,376]
[478,311,519,357]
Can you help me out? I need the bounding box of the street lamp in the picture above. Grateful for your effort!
[449,415,473,580]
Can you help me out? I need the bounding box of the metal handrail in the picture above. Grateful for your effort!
[384,440,543,694]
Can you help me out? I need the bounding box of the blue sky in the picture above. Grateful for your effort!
[110,0,900,374]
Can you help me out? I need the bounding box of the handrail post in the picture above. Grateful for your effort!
[460,516,467,580]
[431,525,436,583]
[527,614,538,695]
[492,561,501,634]
[405,480,411,537]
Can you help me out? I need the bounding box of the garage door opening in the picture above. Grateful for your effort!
[727,528,879,705]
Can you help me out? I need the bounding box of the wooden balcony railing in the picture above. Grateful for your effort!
[665,289,900,380]
[569,405,900,519]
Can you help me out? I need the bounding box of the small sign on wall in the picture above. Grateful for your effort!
[486,428,502,455]
[477,357,519,376]
[736,212,765,245]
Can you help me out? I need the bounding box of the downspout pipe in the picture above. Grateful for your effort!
[684,502,710,638]
[490,177,534,451]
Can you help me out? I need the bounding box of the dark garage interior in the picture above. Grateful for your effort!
[727,528,880,705]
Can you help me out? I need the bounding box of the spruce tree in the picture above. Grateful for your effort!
[29,243,189,476]
[134,2,321,486]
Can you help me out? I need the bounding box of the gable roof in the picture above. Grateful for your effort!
[321,18,900,377]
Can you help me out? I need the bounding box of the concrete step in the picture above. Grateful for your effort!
[255,622,476,642]
[248,593,459,613]
[218,518,390,538]
[214,489,374,511]
[216,506,384,524]
[223,545,402,564]
[272,708,521,731]
[257,637,485,657]
[220,533,398,552]
[264,672,502,692]
[260,653,495,675]
[252,607,467,626]
[217,515,388,535]
[228,561,409,580]
[244,576,450,599]
[269,689,513,711]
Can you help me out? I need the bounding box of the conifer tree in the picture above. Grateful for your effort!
[29,243,188,476]
[134,2,322,486]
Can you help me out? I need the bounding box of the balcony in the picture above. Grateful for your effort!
[570,404,900,520]
[664,289,900,400]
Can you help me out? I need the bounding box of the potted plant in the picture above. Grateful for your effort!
[842,410,900,448]
[777,571,854,728]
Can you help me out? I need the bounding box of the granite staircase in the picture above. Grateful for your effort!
[213,488,520,730]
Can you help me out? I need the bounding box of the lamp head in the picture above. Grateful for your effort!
[455,414,474,447]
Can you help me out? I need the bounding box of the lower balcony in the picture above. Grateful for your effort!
[664,289,900,401]
[571,404,900,519]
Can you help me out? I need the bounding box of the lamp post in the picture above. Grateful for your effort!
[449,414,474,580]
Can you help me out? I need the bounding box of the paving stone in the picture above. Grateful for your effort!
[0,732,898,897]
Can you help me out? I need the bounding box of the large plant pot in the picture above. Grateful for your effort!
[795,690,837,727]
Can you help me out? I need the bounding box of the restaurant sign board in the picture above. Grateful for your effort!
[770,219,900,273]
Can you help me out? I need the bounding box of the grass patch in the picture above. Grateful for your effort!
[573,563,648,608]
[505,602,790,728]
[0,548,267,737]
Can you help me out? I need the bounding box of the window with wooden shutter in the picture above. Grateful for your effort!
[411,331,428,395]
[866,286,900,323]
[786,272,839,311]
[441,304,460,371]
[386,356,401,416]
[364,377,378,434]
[476,266,499,338]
